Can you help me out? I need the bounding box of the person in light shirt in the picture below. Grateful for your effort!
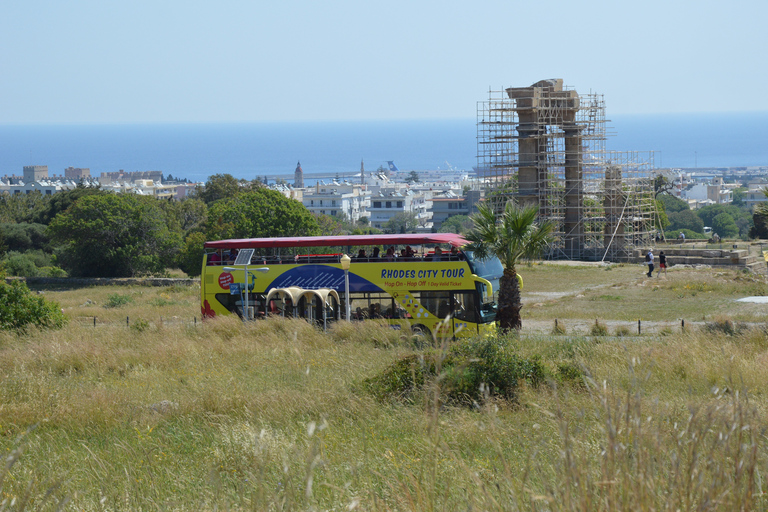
[646,249,654,278]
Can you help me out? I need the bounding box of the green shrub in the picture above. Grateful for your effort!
[704,317,747,336]
[3,252,38,276]
[590,320,609,336]
[0,276,67,331]
[37,266,67,277]
[104,293,133,308]
[556,362,585,385]
[614,325,631,337]
[363,335,548,405]
[551,320,567,335]
[2,250,64,277]
[130,318,150,333]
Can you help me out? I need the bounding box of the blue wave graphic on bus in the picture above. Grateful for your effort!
[266,265,383,292]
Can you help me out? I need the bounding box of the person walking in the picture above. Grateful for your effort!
[658,250,667,277]
[646,249,654,278]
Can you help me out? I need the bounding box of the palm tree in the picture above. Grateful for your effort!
[465,201,554,332]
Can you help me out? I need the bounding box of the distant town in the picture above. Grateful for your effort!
[2,161,768,233]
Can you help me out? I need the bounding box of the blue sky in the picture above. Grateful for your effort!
[2,0,766,123]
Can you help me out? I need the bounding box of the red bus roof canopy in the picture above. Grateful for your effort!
[204,233,468,250]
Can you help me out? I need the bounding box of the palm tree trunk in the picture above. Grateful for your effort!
[497,267,522,331]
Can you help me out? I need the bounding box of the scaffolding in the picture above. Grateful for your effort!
[476,79,658,261]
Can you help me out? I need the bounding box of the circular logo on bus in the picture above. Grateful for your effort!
[218,272,233,289]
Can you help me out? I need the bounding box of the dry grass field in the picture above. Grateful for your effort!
[1,264,767,510]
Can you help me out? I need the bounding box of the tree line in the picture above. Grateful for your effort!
[0,175,325,278]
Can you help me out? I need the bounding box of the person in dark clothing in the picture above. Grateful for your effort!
[658,251,667,277]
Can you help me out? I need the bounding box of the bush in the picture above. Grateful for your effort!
[556,362,585,385]
[614,325,632,337]
[3,252,39,277]
[363,334,548,405]
[590,320,609,336]
[704,317,747,336]
[551,320,567,335]
[104,293,133,308]
[0,276,67,331]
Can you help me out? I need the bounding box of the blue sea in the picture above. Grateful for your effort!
[0,113,765,183]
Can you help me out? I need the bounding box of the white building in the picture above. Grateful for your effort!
[368,188,432,231]
[683,177,732,204]
[302,182,371,222]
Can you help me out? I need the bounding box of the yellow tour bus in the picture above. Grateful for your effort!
[200,234,502,338]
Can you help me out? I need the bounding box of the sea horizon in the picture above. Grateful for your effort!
[0,112,766,183]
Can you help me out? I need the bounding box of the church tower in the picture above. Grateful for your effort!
[294,161,304,188]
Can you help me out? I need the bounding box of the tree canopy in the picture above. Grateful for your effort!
[667,209,705,234]
[206,189,320,240]
[194,174,264,205]
[658,194,689,214]
[48,194,182,277]
[438,215,473,234]
[383,212,417,234]
[711,212,739,238]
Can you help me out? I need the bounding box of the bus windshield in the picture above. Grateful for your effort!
[463,251,503,300]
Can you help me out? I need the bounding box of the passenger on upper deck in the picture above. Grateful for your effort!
[432,246,443,261]
[372,247,380,258]
[355,249,367,260]
[386,247,395,261]
[208,250,221,265]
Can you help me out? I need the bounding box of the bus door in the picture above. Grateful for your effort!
[452,291,480,336]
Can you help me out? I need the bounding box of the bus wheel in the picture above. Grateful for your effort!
[411,324,431,347]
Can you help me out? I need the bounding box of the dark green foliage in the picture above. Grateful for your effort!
[383,212,418,234]
[1,250,65,277]
[654,199,670,231]
[0,192,47,223]
[448,336,547,400]
[404,171,420,184]
[363,335,548,405]
[653,176,674,197]
[667,210,704,233]
[711,212,739,238]
[750,211,768,239]
[206,189,320,240]
[177,232,206,277]
[438,215,473,234]
[0,223,51,252]
[0,276,67,331]
[665,228,708,240]
[556,362,585,385]
[658,194,689,214]
[697,204,752,238]
[193,174,263,205]
[104,293,133,308]
[31,185,106,225]
[157,197,208,236]
[48,194,182,277]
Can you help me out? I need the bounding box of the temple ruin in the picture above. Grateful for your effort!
[477,79,658,261]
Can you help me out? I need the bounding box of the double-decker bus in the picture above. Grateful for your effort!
[200,234,502,338]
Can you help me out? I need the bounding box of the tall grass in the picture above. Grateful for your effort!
[1,283,768,509]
